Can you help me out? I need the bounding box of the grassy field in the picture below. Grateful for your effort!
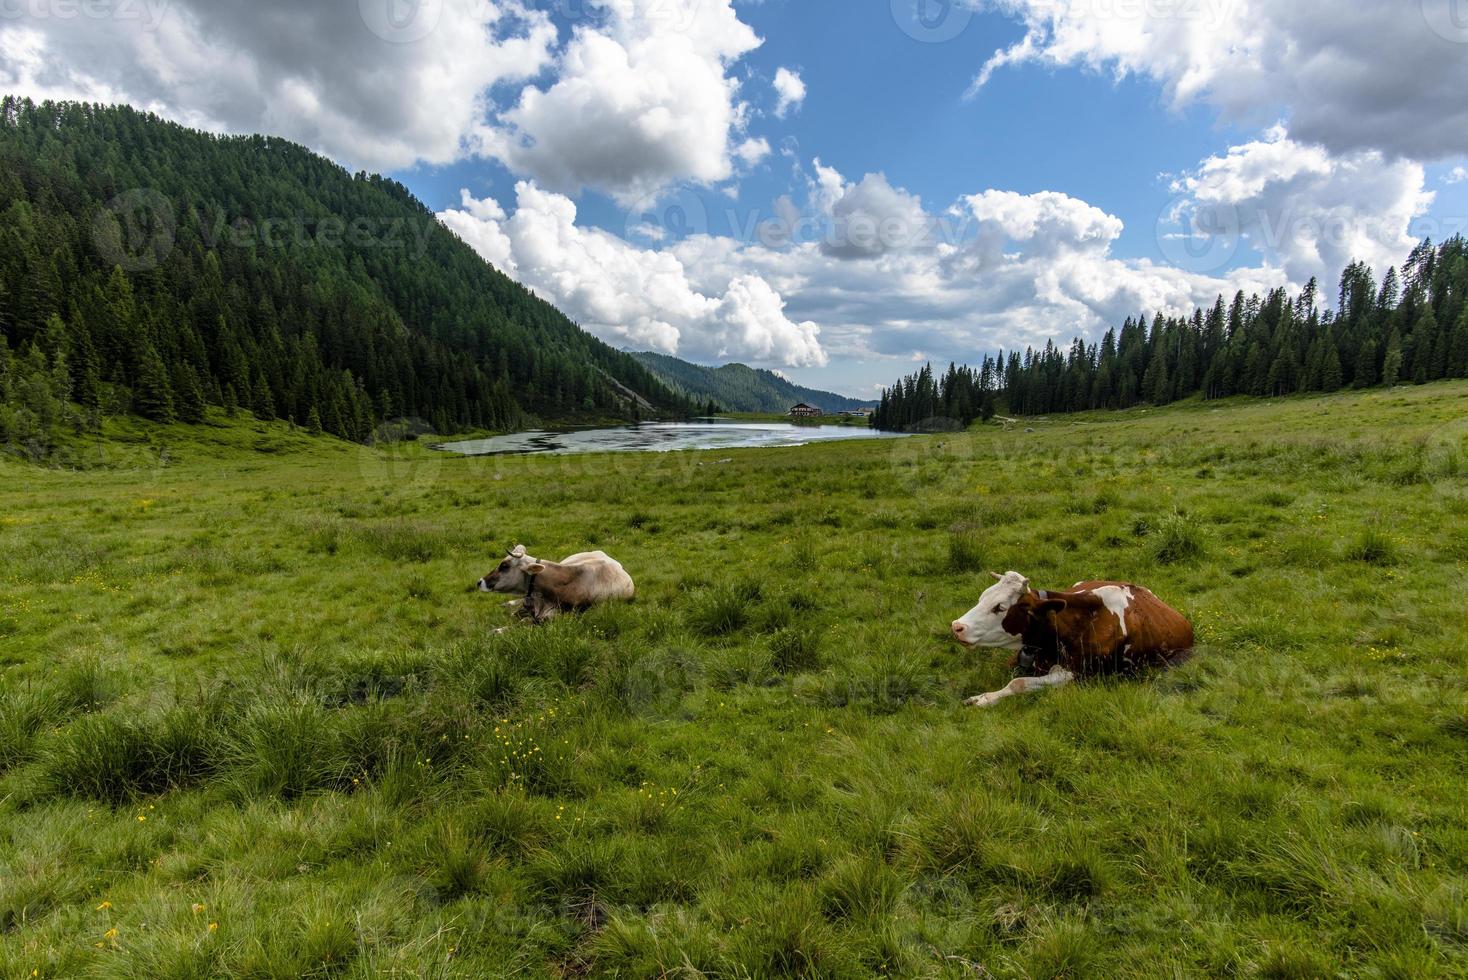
[2,384,1467,978]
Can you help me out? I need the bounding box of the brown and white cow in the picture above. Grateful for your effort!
[478,545,635,623]
[950,571,1194,708]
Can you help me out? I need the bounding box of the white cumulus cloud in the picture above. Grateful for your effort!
[1168,127,1433,282]
[772,67,806,118]
[0,0,772,200]
[439,183,827,367]
[972,0,1468,161]
[486,0,763,204]
[0,0,557,171]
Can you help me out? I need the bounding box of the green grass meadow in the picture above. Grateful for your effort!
[2,384,1467,977]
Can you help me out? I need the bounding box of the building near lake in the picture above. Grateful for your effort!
[788,403,824,418]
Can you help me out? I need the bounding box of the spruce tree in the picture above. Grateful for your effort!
[307,405,323,435]
[1243,342,1268,396]
[0,331,11,403]
[134,344,176,422]
[1320,342,1344,391]
[1449,306,1468,378]
[1411,305,1437,383]
[252,372,276,421]
[1353,337,1378,388]
[1382,330,1404,388]
[172,363,206,424]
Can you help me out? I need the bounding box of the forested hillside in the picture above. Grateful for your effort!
[0,98,694,453]
[874,237,1468,430]
[632,351,873,414]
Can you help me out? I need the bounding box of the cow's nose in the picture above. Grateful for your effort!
[951,621,967,638]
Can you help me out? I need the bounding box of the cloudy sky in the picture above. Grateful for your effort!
[5,0,1468,395]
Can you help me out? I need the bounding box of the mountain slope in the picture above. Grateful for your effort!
[0,98,692,446]
[631,351,873,414]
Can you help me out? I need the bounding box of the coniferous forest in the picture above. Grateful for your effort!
[873,237,1468,431]
[0,99,696,455]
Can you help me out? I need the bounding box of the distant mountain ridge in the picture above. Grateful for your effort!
[630,351,875,414]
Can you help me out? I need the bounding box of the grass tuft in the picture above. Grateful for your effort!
[768,626,822,674]
[946,524,985,573]
[1150,510,1207,564]
[1342,528,1401,565]
[687,582,758,637]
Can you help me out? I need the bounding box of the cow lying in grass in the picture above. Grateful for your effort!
[951,571,1194,708]
[477,545,635,624]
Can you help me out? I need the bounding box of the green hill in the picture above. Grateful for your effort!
[631,350,874,414]
[0,98,693,453]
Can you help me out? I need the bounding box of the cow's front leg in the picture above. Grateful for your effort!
[528,600,561,625]
[964,667,1074,708]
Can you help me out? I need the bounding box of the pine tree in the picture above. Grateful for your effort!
[1143,355,1170,405]
[307,405,323,435]
[0,330,11,403]
[172,362,206,424]
[252,372,276,421]
[1320,341,1344,391]
[1449,306,1468,378]
[1243,342,1269,396]
[1382,330,1404,388]
[133,344,176,422]
[1353,337,1378,388]
[1411,305,1438,383]
[70,326,101,411]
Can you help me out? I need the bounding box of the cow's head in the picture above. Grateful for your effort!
[478,545,546,594]
[951,571,1066,649]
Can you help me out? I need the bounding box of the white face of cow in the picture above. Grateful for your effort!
[951,571,1030,650]
[478,545,545,594]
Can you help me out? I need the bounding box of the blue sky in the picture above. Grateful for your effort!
[7,0,1468,396]
[398,3,1256,266]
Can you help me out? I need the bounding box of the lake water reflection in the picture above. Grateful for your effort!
[436,421,908,457]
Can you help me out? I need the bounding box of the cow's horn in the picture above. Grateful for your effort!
[989,571,1004,581]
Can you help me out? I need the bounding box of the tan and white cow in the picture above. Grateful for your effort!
[951,571,1194,708]
[478,545,635,623]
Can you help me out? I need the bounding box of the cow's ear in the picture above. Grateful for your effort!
[1034,598,1067,617]
[524,562,546,575]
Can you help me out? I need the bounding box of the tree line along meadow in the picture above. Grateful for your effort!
[872,237,1468,432]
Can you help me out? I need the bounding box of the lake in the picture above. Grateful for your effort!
[435,421,908,457]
